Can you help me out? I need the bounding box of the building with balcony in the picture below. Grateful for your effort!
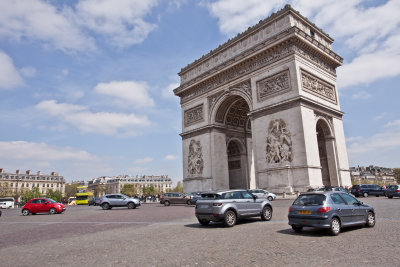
[104,175,173,195]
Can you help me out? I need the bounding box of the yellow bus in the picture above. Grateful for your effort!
[76,186,93,205]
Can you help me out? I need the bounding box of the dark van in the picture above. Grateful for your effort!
[351,184,385,197]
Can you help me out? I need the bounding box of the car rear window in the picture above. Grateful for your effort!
[201,193,220,199]
[293,194,326,206]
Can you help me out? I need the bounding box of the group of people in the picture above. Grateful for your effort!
[138,194,160,203]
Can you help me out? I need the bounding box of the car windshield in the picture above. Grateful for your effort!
[201,193,220,199]
[293,194,326,206]
[45,198,57,203]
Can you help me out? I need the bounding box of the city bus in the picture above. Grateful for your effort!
[0,197,15,209]
[76,186,93,205]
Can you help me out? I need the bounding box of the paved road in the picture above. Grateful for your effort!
[0,197,399,266]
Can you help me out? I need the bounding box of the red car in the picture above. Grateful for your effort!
[22,198,66,216]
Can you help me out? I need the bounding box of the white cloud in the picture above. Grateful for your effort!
[133,157,153,164]
[165,155,177,160]
[0,141,113,179]
[0,50,23,89]
[351,90,372,100]
[204,0,400,89]
[162,82,180,99]
[94,81,155,108]
[20,66,37,78]
[0,0,95,52]
[74,0,158,48]
[35,100,151,136]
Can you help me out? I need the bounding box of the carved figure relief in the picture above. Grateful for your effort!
[266,119,293,164]
[230,80,251,97]
[188,140,204,175]
[300,69,337,104]
[184,104,204,126]
[257,70,290,101]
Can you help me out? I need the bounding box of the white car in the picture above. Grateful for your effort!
[0,197,15,209]
[249,189,276,201]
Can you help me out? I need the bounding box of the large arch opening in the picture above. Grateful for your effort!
[316,119,336,186]
[215,95,252,189]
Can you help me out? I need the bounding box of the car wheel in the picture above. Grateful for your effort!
[127,202,136,209]
[198,218,210,225]
[187,200,191,205]
[224,210,237,227]
[267,196,273,201]
[22,209,30,216]
[363,192,368,197]
[102,203,110,210]
[366,212,375,227]
[292,225,303,232]
[164,201,170,206]
[329,217,341,236]
[261,205,273,221]
[49,208,57,215]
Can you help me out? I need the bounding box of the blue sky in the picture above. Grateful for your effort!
[0,0,399,184]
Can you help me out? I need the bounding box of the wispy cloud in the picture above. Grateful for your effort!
[94,80,155,108]
[165,155,177,160]
[35,100,151,136]
[0,50,24,89]
[133,157,153,164]
[352,90,372,99]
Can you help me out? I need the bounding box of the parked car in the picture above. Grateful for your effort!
[160,192,191,206]
[88,197,100,206]
[288,191,375,235]
[195,190,273,227]
[248,189,276,201]
[21,198,66,216]
[351,184,385,197]
[0,197,15,209]
[386,185,400,198]
[315,187,349,193]
[99,194,140,210]
[188,192,203,205]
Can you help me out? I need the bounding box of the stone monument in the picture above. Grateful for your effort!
[174,5,352,193]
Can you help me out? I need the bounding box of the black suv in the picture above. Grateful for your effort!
[351,184,385,197]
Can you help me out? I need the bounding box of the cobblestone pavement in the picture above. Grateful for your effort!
[0,197,399,267]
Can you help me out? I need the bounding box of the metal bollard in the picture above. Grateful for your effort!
[283,192,286,198]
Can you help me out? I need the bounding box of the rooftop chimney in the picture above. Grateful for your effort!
[37,171,41,176]
[16,170,20,174]
[26,170,31,175]
[0,168,4,173]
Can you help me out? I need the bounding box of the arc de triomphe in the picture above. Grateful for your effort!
[174,5,352,193]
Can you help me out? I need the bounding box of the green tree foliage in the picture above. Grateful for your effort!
[0,182,12,197]
[142,186,155,195]
[121,184,137,196]
[20,187,42,203]
[46,189,62,202]
[172,181,183,193]
[394,168,400,184]
[65,184,78,198]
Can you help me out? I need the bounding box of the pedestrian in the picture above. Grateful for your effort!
[0,209,2,217]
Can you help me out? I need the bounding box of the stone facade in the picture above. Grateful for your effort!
[104,175,173,195]
[0,168,65,196]
[174,5,351,193]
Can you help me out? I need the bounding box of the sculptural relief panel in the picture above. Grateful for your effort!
[184,104,204,127]
[188,139,204,175]
[300,69,337,104]
[256,70,290,101]
[266,119,293,164]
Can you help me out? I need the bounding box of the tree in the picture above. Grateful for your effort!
[0,182,12,197]
[172,181,183,193]
[394,168,400,184]
[20,187,42,203]
[121,184,137,196]
[46,189,62,202]
[142,186,155,195]
[65,184,78,198]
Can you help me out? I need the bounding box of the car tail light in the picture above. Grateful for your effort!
[289,207,292,212]
[317,207,331,213]
[213,203,222,207]
[358,189,361,192]
[396,190,400,192]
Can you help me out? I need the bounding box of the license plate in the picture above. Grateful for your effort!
[298,210,311,215]
[198,205,208,209]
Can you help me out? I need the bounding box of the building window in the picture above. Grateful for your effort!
[43,184,45,187]
[47,184,49,187]
[11,183,13,187]
[51,184,54,187]
[21,184,24,187]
